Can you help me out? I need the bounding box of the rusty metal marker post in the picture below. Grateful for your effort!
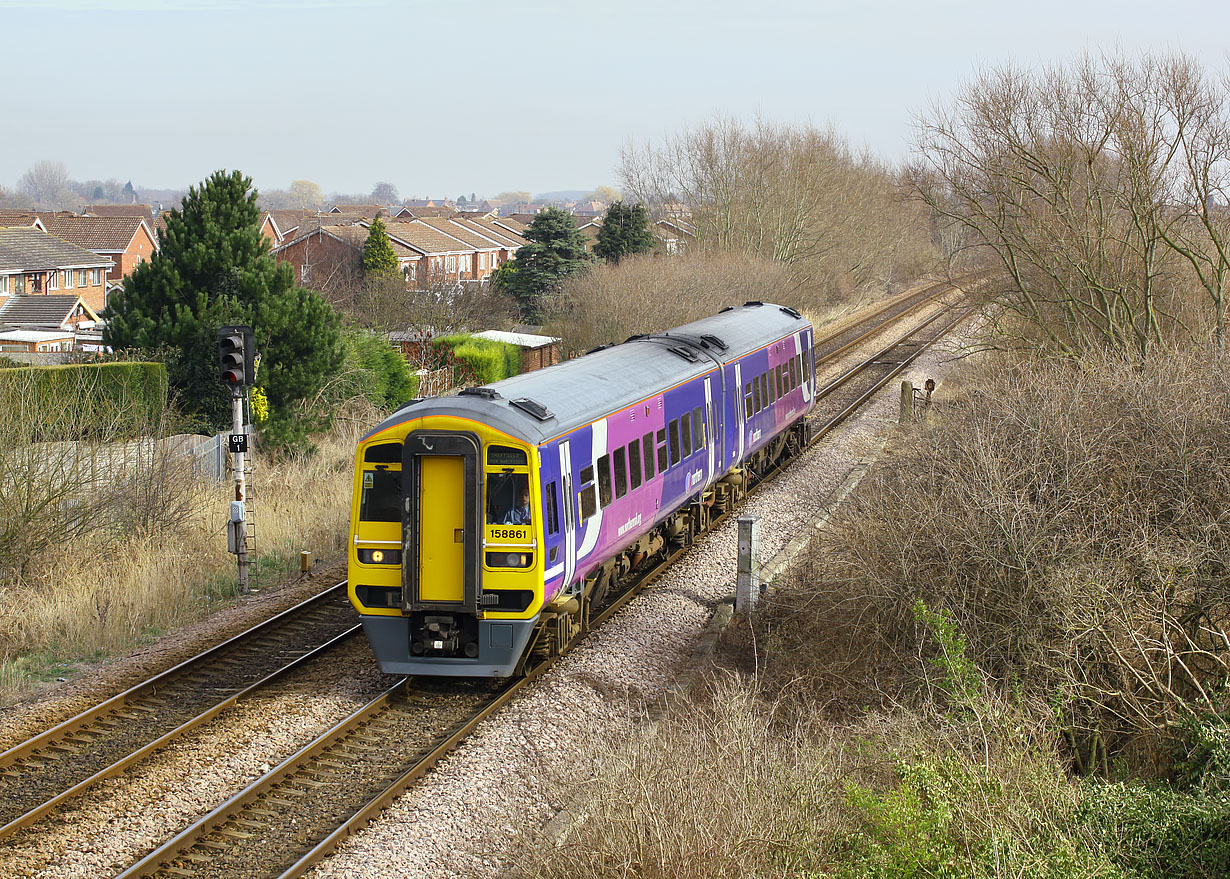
[736,515,761,614]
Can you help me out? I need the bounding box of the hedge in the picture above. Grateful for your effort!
[0,361,168,441]
[340,331,419,410]
[432,334,520,385]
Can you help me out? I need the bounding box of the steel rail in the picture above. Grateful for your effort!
[115,289,977,879]
[812,277,960,368]
[0,582,355,840]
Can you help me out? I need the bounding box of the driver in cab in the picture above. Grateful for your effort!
[503,487,531,525]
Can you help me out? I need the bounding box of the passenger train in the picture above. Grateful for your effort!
[347,302,816,676]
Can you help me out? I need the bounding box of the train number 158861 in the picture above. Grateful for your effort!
[489,527,528,540]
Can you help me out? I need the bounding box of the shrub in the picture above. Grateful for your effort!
[755,346,1230,776]
[338,330,419,410]
[431,334,520,385]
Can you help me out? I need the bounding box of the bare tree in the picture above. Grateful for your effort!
[371,181,399,205]
[17,160,69,207]
[621,116,936,303]
[912,52,1230,356]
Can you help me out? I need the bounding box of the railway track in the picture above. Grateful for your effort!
[0,583,360,841]
[116,290,972,879]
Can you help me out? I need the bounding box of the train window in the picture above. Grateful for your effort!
[760,374,770,409]
[629,441,643,490]
[657,428,668,473]
[752,376,762,413]
[360,469,401,522]
[669,420,681,466]
[363,442,402,463]
[789,357,797,390]
[487,445,527,466]
[486,471,529,524]
[579,485,597,522]
[597,454,613,507]
[580,465,594,485]
[744,382,753,419]
[693,406,705,448]
[681,413,693,459]
[643,432,656,481]
[613,447,628,499]
[775,365,783,400]
[770,368,777,403]
[545,482,560,534]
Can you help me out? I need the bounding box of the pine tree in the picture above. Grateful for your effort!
[362,215,398,277]
[594,201,657,263]
[502,207,593,322]
[104,169,343,443]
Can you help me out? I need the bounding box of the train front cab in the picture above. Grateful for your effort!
[349,420,544,677]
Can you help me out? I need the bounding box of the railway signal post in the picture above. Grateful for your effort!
[219,325,256,593]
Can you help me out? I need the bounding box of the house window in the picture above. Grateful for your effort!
[77,269,86,287]
[64,269,74,288]
[92,269,101,285]
[49,271,59,290]
[301,264,311,282]
[446,255,457,273]
[0,275,7,294]
[15,275,25,294]
[479,253,486,270]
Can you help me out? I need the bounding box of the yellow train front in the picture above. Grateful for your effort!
[348,391,546,677]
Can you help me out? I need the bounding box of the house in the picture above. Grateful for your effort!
[42,215,157,283]
[0,211,49,229]
[413,218,506,280]
[265,209,320,243]
[397,206,459,219]
[0,227,114,313]
[575,217,602,253]
[257,211,283,247]
[0,293,101,358]
[473,329,562,373]
[652,218,697,254]
[329,204,394,218]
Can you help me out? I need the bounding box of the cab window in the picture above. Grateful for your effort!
[486,471,530,525]
[360,468,400,522]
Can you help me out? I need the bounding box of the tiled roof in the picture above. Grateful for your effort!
[466,218,526,247]
[416,218,500,250]
[0,211,44,227]
[85,204,156,225]
[0,228,114,272]
[401,206,459,218]
[383,221,472,255]
[328,204,393,217]
[43,215,146,252]
[0,294,90,328]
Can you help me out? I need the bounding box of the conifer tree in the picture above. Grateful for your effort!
[501,206,593,322]
[362,215,398,277]
[594,201,657,263]
[104,169,343,443]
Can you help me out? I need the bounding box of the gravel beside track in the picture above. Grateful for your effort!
[305,312,974,879]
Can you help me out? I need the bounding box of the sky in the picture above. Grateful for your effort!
[2,0,1228,199]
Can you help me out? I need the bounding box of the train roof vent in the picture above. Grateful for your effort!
[459,387,501,401]
[586,344,611,355]
[700,333,728,350]
[743,300,765,307]
[510,397,555,421]
[779,305,802,319]
[667,345,701,363]
[624,333,648,343]
[718,305,735,313]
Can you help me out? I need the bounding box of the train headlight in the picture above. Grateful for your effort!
[485,551,532,569]
[358,548,402,565]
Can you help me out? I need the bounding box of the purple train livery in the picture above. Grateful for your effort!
[347,302,816,676]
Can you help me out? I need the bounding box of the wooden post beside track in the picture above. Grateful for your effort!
[899,379,914,424]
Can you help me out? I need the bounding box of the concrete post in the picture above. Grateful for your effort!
[900,380,914,424]
[736,515,761,614]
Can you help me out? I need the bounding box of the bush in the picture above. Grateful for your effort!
[0,361,167,441]
[431,334,520,385]
[339,330,418,410]
[753,346,1230,776]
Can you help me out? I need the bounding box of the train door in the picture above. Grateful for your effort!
[703,375,717,483]
[402,431,481,613]
[558,440,577,593]
[733,361,746,464]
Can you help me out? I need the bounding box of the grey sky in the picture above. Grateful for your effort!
[3,0,1228,198]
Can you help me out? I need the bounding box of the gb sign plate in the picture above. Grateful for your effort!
[228,433,249,454]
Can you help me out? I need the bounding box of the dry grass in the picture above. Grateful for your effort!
[512,677,1110,879]
[0,405,367,706]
